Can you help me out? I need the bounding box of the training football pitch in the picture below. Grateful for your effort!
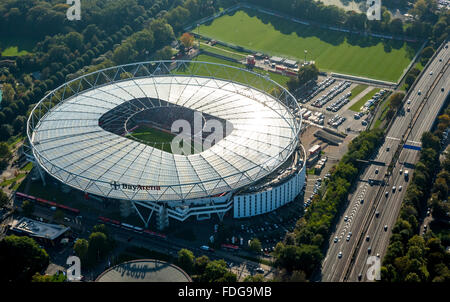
[195,9,421,82]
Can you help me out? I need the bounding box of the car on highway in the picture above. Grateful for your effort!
[358,273,362,281]
[344,216,348,222]
[400,168,403,174]
[392,186,396,192]
[385,191,389,197]
[375,168,379,174]
[346,235,350,241]
[368,247,372,254]
[338,252,342,258]
[376,253,380,258]
[399,185,402,191]
[407,107,410,112]
[360,199,364,204]
[366,235,370,241]
[386,147,390,151]
[407,99,411,104]
[334,237,338,243]
[256,267,265,274]
[384,225,388,231]
[418,90,421,95]
[375,211,380,218]
[430,71,433,75]
[442,87,445,92]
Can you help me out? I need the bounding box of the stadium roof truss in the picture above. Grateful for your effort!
[27,60,302,204]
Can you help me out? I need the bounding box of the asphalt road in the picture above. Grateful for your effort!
[321,43,450,282]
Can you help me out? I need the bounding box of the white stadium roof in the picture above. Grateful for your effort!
[28,61,300,203]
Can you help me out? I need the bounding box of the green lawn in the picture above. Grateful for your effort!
[127,126,176,153]
[195,9,421,82]
[0,35,37,57]
[178,54,290,91]
[199,42,248,61]
[127,125,203,154]
[349,84,368,100]
[349,88,381,112]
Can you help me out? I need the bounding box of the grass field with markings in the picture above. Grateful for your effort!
[195,9,421,82]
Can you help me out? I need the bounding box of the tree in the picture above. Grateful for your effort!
[149,19,175,49]
[180,32,194,49]
[194,255,210,275]
[153,46,174,60]
[405,272,421,282]
[420,46,435,64]
[88,232,109,262]
[2,83,15,102]
[74,238,89,261]
[0,235,49,282]
[32,271,66,282]
[130,30,155,54]
[165,6,191,32]
[64,32,84,52]
[12,116,26,134]
[0,142,11,159]
[243,274,265,282]
[0,124,14,141]
[22,200,35,217]
[201,259,237,282]
[290,270,307,282]
[389,92,405,110]
[405,74,416,89]
[177,248,195,273]
[297,64,319,86]
[249,238,262,253]
[112,43,138,65]
[0,189,9,208]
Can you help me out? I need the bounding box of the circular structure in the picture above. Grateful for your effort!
[95,259,192,282]
[27,61,304,225]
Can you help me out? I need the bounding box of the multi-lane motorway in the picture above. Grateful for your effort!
[321,42,450,282]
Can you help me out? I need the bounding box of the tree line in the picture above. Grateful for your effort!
[381,105,450,282]
[238,0,449,43]
[272,128,385,280]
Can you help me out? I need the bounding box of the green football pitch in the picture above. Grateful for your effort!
[127,125,200,154]
[195,9,421,82]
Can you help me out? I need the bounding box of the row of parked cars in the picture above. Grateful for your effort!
[305,177,323,208]
[326,93,351,112]
[311,81,351,108]
[299,77,335,103]
[328,114,346,128]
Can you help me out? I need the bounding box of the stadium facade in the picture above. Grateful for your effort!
[26,61,306,230]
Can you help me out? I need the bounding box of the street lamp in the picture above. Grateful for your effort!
[197,24,200,48]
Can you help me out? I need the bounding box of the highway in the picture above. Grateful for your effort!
[321,42,450,282]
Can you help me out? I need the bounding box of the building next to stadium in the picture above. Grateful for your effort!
[26,61,306,230]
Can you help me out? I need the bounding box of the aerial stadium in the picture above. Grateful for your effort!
[26,61,306,230]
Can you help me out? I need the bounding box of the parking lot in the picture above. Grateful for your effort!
[293,76,390,134]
